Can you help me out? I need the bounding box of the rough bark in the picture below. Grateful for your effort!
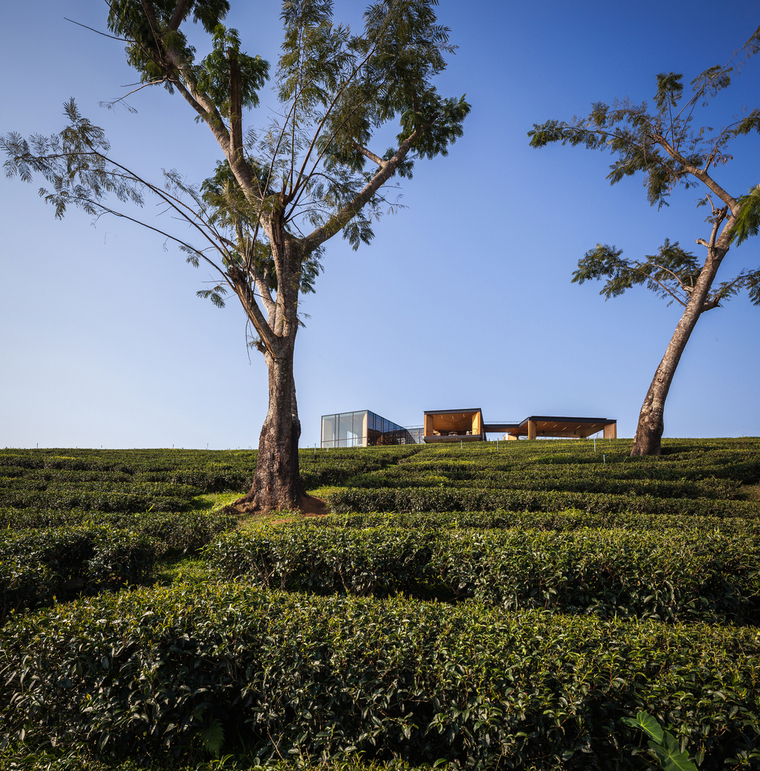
[234,350,302,512]
[631,247,725,456]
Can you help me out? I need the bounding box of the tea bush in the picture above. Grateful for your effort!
[314,508,760,535]
[0,526,160,620]
[205,525,760,624]
[0,509,235,556]
[1,585,758,769]
[324,486,758,516]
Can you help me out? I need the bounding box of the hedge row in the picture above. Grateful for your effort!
[325,486,760,517]
[315,508,760,536]
[0,526,159,620]
[0,508,236,555]
[205,525,760,625]
[345,468,746,499]
[0,480,201,512]
[360,455,740,478]
[1,585,758,769]
[0,465,249,494]
[0,754,429,771]
[0,445,424,493]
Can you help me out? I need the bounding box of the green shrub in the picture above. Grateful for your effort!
[1,585,758,768]
[314,508,760,536]
[84,529,160,592]
[324,486,759,517]
[0,555,54,617]
[0,509,235,555]
[206,526,432,597]
[0,526,161,620]
[205,525,760,625]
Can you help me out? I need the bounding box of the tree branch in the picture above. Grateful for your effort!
[168,0,191,32]
[303,119,434,253]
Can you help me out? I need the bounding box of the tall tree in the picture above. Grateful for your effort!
[1,0,469,509]
[528,32,760,456]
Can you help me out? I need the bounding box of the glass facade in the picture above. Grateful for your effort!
[321,410,418,448]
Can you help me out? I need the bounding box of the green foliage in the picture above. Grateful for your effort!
[0,526,160,620]
[529,44,760,329]
[197,25,269,113]
[324,485,757,517]
[573,240,708,307]
[622,711,699,771]
[206,524,760,624]
[1,0,470,415]
[0,100,144,220]
[1,585,759,768]
[107,1,234,89]
[319,508,760,537]
[1,441,759,767]
[730,185,760,308]
[319,437,760,516]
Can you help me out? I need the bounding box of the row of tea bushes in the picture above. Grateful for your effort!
[0,507,237,620]
[0,480,200,513]
[299,445,423,489]
[0,445,424,498]
[399,441,760,489]
[316,508,760,535]
[205,525,760,625]
[0,452,254,493]
[0,508,236,555]
[324,485,759,516]
[0,754,430,771]
[345,466,746,499]
[1,584,758,769]
[0,449,248,474]
[0,526,158,619]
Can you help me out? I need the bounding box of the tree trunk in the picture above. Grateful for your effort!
[234,349,302,512]
[630,250,724,456]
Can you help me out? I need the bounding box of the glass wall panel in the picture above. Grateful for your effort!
[338,413,351,447]
[322,410,417,447]
[321,415,336,448]
[353,411,367,446]
[333,410,368,447]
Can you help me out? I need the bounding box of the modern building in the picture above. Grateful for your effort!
[423,408,485,442]
[499,415,618,440]
[321,408,616,447]
[320,410,422,448]
[422,409,616,442]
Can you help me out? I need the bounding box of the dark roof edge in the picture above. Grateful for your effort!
[521,416,616,424]
[424,408,483,416]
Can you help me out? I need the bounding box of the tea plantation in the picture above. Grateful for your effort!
[1,438,759,770]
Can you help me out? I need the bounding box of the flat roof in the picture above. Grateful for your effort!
[522,415,615,424]
[498,416,616,439]
[424,408,482,416]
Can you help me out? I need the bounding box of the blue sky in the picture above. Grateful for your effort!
[1,0,759,449]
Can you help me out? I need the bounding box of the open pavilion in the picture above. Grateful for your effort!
[321,408,617,447]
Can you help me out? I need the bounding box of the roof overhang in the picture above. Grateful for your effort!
[502,416,616,438]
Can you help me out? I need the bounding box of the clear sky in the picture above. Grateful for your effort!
[1,1,759,450]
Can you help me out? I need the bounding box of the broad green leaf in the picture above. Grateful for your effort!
[622,711,663,744]
[648,731,699,771]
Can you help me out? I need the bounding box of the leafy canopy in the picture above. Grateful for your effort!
[3,0,468,307]
[529,27,760,309]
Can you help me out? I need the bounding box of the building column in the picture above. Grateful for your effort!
[527,420,537,440]
[604,422,617,439]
